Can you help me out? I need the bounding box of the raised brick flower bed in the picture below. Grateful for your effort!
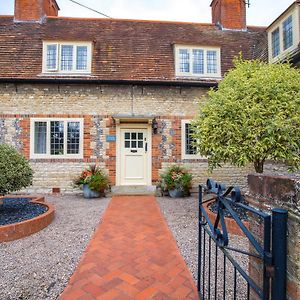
[203,200,249,236]
[0,196,54,242]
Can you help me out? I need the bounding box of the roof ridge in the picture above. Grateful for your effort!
[46,16,215,26]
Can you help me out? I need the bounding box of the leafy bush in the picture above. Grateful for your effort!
[73,164,109,192]
[0,144,33,195]
[192,58,300,173]
[160,165,192,195]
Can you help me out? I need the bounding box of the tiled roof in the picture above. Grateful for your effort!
[0,16,266,83]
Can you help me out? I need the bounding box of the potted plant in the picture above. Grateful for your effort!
[160,165,192,198]
[73,165,109,198]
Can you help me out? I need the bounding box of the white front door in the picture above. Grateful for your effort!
[120,128,149,185]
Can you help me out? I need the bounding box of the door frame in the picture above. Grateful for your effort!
[116,123,152,186]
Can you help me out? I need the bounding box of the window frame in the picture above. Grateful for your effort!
[30,118,84,159]
[282,15,293,50]
[271,27,280,58]
[42,41,92,74]
[181,120,205,160]
[268,9,299,63]
[175,45,221,79]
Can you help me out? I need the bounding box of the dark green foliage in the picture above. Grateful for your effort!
[0,144,33,195]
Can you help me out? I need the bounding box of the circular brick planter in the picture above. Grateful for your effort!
[203,200,249,236]
[0,196,55,243]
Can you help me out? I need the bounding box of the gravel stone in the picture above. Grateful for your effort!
[0,198,47,225]
[157,196,199,281]
[0,195,110,300]
[157,196,250,299]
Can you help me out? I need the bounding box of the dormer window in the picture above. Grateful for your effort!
[268,5,299,63]
[43,42,92,74]
[175,45,221,78]
[283,15,293,50]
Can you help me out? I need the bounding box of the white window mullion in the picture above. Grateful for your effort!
[64,121,68,156]
[55,44,59,71]
[57,44,61,72]
[80,120,84,157]
[203,50,207,75]
[73,46,77,72]
[46,121,51,156]
[188,49,193,75]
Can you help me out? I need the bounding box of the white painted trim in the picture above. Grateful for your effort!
[116,123,152,186]
[30,118,84,159]
[181,120,205,160]
[42,41,92,74]
[174,45,222,79]
[268,5,300,63]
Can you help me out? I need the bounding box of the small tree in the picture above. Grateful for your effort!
[0,144,33,195]
[192,58,300,173]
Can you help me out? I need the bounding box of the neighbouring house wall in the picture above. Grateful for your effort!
[0,83,297,193]
[247,174,300,300]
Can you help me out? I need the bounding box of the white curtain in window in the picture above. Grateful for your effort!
[34,122,47,154]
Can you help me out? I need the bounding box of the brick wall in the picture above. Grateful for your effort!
[211,0,246,30]
[14,0,58,22]
[0,83,296,193]
[247,174,300,300]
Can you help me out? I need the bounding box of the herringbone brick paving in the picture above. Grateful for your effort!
[60,196,199,299]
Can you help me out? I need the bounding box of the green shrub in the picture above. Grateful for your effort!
[0,144,33,195]
[192,58,300,173]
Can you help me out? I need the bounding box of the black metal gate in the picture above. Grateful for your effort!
[197,179,288,300]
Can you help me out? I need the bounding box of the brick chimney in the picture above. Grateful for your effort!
[211,0,247,31]
[14,0,59,23]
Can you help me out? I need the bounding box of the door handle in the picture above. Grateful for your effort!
[131,150,137,153]
[145,142,148,153]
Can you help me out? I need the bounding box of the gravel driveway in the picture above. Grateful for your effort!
[0,195,110,300]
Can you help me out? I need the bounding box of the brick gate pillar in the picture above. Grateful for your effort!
[247,174,300,300]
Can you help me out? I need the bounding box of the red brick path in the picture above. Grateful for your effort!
[60,196,199,300]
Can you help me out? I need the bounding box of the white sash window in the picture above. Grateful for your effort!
[43,42,92,74]
[30,118,84,159]
[175,45,221,78]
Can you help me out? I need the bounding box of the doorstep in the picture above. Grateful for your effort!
[110,185,157,196]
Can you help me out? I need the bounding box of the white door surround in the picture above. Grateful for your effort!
[116,123,152,186]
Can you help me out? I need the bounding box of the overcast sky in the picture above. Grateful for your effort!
[0,0,295,26]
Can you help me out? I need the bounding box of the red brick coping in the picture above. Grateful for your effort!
[203,200,249,236]
[0,195,55,242]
